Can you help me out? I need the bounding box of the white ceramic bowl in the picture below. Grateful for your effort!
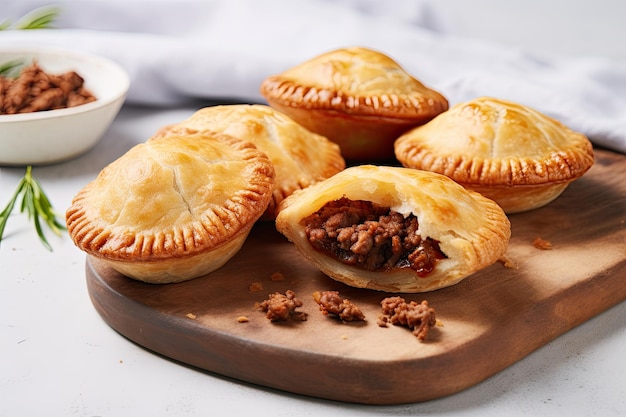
[0,46,130,165]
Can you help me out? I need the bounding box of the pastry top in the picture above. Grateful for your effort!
[260,46,448,120]
[276,165,510,292]
[154,104,345,218]
[394,96,595,186]
[66,131,275,262]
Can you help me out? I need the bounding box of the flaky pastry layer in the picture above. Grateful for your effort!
[153,104,345,219]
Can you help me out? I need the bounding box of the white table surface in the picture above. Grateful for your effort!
[2,1,626,415]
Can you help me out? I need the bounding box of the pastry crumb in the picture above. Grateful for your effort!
[237,316,250,323]
[185,313,197,320]
[533,236,553,250]
[499,254,518,269]
[249,282,264,292]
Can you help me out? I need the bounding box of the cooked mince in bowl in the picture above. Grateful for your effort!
[304,198,447,276]
[0,62,96,114]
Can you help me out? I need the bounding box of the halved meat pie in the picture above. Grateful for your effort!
[275,165,510,293]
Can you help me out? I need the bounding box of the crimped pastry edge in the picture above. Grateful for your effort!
[261,76,448,120]
[394,135,594,186]
[66,132,275,282]
[259,46,448,120]
[394,96,595,186]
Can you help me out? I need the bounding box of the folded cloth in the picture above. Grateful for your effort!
[2,0,625,153]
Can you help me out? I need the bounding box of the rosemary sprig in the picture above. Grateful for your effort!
[0,6,61,31]
[0,7,61,76]
[0,7,65,250]
[0,166,66,251]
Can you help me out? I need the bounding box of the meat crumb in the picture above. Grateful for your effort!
[1,61,96,114]
[270,272,285,281]
[533,236,553,250]
[378,296,436,342]
[255,290,308,322]
[249,282,264,292]
[312,290,365,322]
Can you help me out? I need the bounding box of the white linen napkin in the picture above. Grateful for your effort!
[2,0,625,153]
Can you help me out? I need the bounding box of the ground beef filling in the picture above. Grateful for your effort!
[304,198,447,277]
[378,297,436,341]
[256,290,308,322]
[0,62,96,114]
[312,290,365,322]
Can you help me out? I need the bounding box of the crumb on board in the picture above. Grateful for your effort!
[499,254,518,269]
[533,236,553,250]
[255,290,308,322]
[270,271,285,281]
[312,290,365,322]
[249,282,264,292]
[185,313,197,320]
[377,297,436,342]
[237,316,250,323]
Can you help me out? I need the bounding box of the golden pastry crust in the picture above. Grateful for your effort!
[275,165,510,293]
[66,131,275,283]
[394,96,595,213]
[260,46,448,161]
[153,104,345,219]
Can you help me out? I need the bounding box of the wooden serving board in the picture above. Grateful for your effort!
[86,148,626,405]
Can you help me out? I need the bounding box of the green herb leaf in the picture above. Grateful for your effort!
[0,166,66,251]
[0,59,24,77]
[0,6,61,76]
[0,6,61,31]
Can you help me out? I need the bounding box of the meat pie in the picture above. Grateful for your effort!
[66,131,275,284]
[275,165,510,293]
[260,46,448,161]
[394,96,595,213]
